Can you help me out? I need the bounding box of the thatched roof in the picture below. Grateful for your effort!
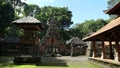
[12,16,41,24]
[66,37,86,45]
[12,16,43,30]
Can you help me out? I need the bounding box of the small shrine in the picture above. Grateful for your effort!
[66,37,86,56]
[12,16,43,63]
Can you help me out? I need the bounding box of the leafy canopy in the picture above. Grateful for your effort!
[36,6,73,29]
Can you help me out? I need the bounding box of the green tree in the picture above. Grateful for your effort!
[107,0,120,9]
[36,6,73,29]
[35,6,73,40]
[5,26,24,37]
[71,19,108,38]
[0,0,26,38]
[24,4,40,17]
[0,2,14,37]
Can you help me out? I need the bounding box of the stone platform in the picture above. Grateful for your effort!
[88,57,120,68]
[13,55,41,63]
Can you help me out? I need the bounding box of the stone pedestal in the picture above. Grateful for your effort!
[101,52,107,59]
[92,52,96,58]
[114,47,120,62]
[114,33,120,62]
[114,52,118,62]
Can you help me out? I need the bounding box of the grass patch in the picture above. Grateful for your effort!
[85,62,101,68]
[37,62,67,66]
[0,61,103,68]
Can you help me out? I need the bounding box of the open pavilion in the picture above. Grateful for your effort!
[83,2,120,66]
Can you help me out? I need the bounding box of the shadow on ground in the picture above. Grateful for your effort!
[0,56,68,67]
[36,57,68,67]
[37,62,67,67]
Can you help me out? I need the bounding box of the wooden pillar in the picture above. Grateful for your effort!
[109,41,114,59]
[114,35,120,62]
[101,40,107,59]
[92,41,97,57]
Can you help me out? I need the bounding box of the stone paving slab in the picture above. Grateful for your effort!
[41,56,111,68]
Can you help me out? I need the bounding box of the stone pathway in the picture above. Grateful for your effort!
[41,56,111,68]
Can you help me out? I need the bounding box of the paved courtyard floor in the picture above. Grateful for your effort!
[0,56,111,68]
[41,56,110,68]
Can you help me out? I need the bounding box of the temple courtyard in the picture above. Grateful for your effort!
[0,56,110,68]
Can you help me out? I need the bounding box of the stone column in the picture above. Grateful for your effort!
[92,41,97,57]
[86,42,91,57]
[101,40,107,59]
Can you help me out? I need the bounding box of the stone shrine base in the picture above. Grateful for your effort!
[13,55,41,64]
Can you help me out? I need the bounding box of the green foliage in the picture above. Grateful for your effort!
[24,4,40,17]
[5,26,24,37]
[107,0,120,9]
[58,29,71,40]
[0,0,23,9]
[0,0,26,38]
[71,19,108,38]
[36,6,73,29]
[0,2,15,37]
[35,6,73,40]
[0,1,73,40]
[0,62,101,68]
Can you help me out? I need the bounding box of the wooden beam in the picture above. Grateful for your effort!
[96,35,107,59]
[109,40,114,59]
[101,39,107,59]
[92,41,97,57]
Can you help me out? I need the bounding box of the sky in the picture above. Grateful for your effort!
[22,0,110,25]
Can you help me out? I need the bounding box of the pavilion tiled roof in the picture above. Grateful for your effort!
[104,2,120,14]
[12,16,41,24]
[83,17,120,41]
[83,2,120,41]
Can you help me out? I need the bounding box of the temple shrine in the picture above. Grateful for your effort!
[12,16,43,63]
[40,18,65,56]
